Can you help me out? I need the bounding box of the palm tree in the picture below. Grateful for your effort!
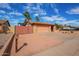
[23,11,32,26]
[35,16,40,22]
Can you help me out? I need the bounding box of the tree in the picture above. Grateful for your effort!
[23,11,31,20]
[55,23,63,30]
[35,16,40,22]
[23,11,32,26]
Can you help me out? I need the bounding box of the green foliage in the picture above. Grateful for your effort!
[55,23,63,30]
[23,11,32,26]
[23,11,31,20]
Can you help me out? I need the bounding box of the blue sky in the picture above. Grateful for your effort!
[0,3,79,26]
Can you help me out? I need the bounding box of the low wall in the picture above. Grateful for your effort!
[15,26,33,35]
[0,33,15,56]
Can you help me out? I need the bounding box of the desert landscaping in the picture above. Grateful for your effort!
[0,3,79,56]
[10,31,79,56]
[0,25,79,56]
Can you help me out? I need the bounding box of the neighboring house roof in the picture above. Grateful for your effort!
[30,22,54,26]
[0,20,10,26]
[62,26,76,31]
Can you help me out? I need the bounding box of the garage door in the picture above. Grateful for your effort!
[37,25,50,32]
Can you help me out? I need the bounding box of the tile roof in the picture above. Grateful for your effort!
[0,20,7,24]
[0,20,10,26]
[31,22,54,26]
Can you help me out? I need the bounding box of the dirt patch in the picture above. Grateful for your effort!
[14,33,62,56]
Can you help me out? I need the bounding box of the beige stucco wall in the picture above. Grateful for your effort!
[0,26,3,32]
[33,25,51,33]
[0,26,2,30]
[8,26,15,33]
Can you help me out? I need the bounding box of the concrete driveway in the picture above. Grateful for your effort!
[11,32,79,56]
[33,32,79,56]
[11,32,65,56]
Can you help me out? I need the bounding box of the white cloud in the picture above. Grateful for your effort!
[54,8,59,14]
[41,15,66,22]
[35,4,47,16]
[61,20,75,24]
[0,10,6,14]
[41,16,54,21]
[33,9,47,17]
[9,19,19,25]
[41,15,79,26]
[4,15,10,19]
[52,16,66,21]
[66,7,79,14]
[9,11,22,16]
[56,20,79,26]
[34,14,39,17]
[50,4,59,15]
[61,20,79,24]
[0,3,11,10]
[38,9,47,16]
[23,4,34,13]
[23,4,47,16]
[0,15,10,20]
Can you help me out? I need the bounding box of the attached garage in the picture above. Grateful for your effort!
[31,22,54,33]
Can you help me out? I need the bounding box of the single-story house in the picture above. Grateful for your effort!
[27,22,54,33]
[16,22,55,34]
[0,20,10,33]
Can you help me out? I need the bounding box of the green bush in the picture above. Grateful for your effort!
[55,23,63,30]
